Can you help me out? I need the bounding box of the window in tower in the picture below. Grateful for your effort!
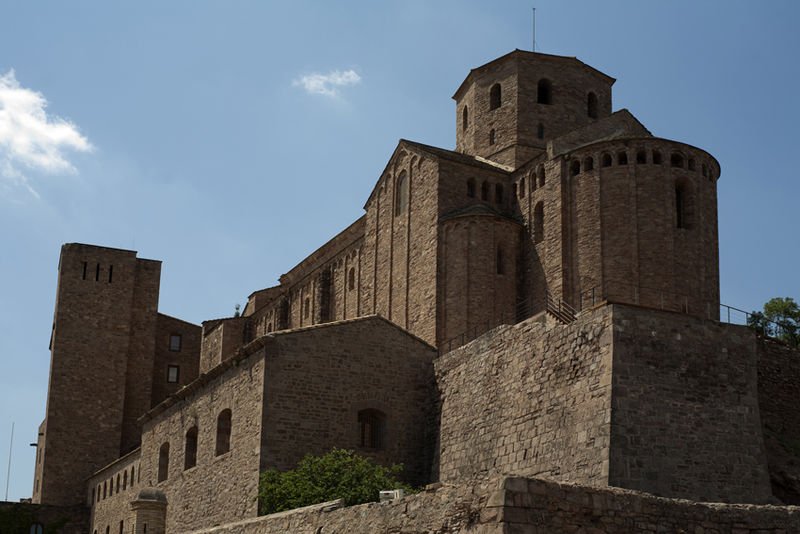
[675,179,693,229]
[489,129,495,145]
[570,160,580,176]
[584,156,594,171]
[671,153,684,168]
[601,153,612,167]
[82,261,88,280]
[489,83,501,110]
[537,166,545,188]
[462,106,468,131]
[652,150,662,165]
[167,365,179,383]
[394,171,408,216]
[618,151,628,165]
[496,246,504,275]
[636,150,647,164]
[688,158,696,171]
[495,183,504,204]
[587,92,598,118]
[537,79,552,105]
[467,178,475,198]
[519,177,526,197]
[481,181,489,201]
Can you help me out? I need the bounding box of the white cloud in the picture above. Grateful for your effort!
[292,69,361,98]
[0,69,92,197]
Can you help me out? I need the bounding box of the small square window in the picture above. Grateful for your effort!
[169,334,181,352]
[167,365,180,383]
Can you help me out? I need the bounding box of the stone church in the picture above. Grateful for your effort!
[27,49,800,533]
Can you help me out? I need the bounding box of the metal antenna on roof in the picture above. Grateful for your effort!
[532,8,536,52]
[5,422,13,501]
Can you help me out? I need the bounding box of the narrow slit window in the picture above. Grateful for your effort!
[95,263,100,281]
[481,181,489,201]
[108,265,113,283]
[157,443,169,483]
[496,246,504,275]
[533,202,544,244]
[519,177,525,197]
[394,171,408,216]
[462,106,468,131]
[216,409,232,456]
[82,262,88,280]
[348,267,355,290]
[495,183,504,204]
[587,92,598,118]
[489,129,495,145]
[184,426,198,470]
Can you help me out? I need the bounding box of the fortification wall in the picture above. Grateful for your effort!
[199,318,244,375]
[180,476,800,534]
[758,338,800,504]
[609,305,773,503]
[434,306,614,485]
[88,449,141,534]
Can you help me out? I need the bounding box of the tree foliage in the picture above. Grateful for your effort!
[748,297,800,348]
[257,449,413,515]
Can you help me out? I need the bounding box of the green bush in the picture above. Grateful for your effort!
[257,448,414,514]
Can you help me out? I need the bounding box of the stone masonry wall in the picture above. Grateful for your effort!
[757,338,800,504]
[38,244,160,506]
[435,306,614,485]
[609,305,772,503]
[88,449,141,534]
[139,345,266,533]
[151,314,201,411]
[180,476,799,534]
[0,501,90,534]
[258,316,437,486]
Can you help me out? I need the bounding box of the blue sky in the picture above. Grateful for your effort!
[1,1,798,502]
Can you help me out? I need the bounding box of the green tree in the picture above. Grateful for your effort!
[748,297,800,348]
[256,448,413,514]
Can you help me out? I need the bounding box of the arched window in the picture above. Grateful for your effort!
[97,484,101,502]
[123,470,127,490]
[130,466,135,487]
[618,151,628,165]
[584,157,594,171]
[489,129,495,145]
[467,178,475,198]
[636,150,647,164]
[495,183,504,204]
[489,83,501,110]
[481,181,489,201]
[496,246,504,275]
[103,481,107,499]
[671,153,684,168]
[157,442,169,483]
[519,177,526,197]
[533,202,544,244]
[601,153,612,167]
[688,158,696,171]
[537,79,552,104]
[105,527,109,534]
[462,106,468,131]
[109,477,113,495]
[570,160,580,176]
[118,521,123,534]
[587,92,598,118]
[652,150,662,165]
[216,409,232,456]
[358,409,386,449]
[348,267,355,290]
[303,298,310,319]
[675,179,693,229]
[537,166,545,188]
[184,426,198,470]
[394,171,408,216]
[29,524,43,534]
[537,123,544,139]
[701,164,708,177]
[116,474,119,494]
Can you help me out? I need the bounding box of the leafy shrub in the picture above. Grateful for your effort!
[257,448,413,514]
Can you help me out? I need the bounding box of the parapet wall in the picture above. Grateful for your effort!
[179,475,800,534]
[434,306,614,486]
